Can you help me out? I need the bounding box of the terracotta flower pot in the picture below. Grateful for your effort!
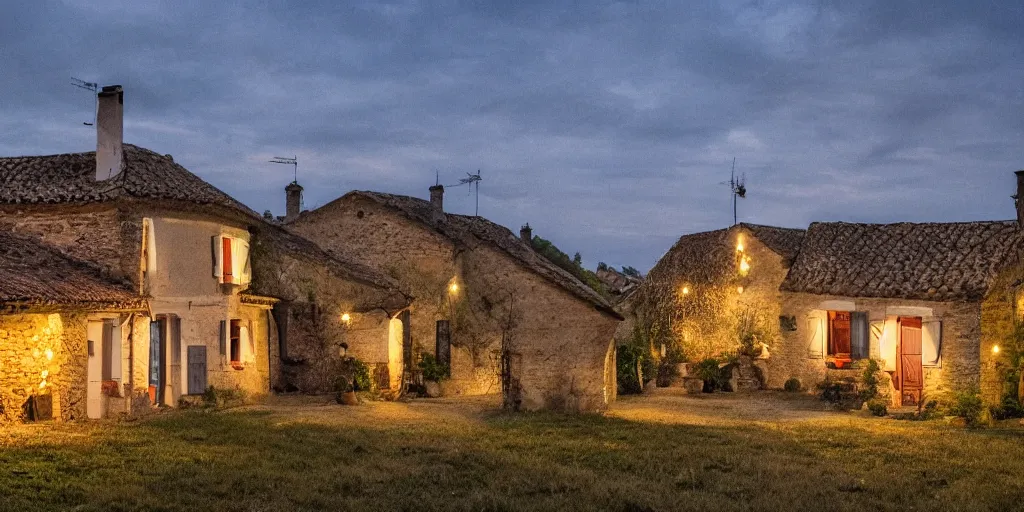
[424,381,442,398]
[337,390,358,405]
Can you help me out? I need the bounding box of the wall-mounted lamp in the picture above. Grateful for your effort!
[736,241,744,252]
[449,282,459,294]
[739,256,751,275]
[993,344,1000,354]
[737,286,744,294]
[341,313,351,324]
[340,342,349,358]
[681,286,690,296]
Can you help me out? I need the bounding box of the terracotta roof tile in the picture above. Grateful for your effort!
[780,221,1024,301]
[0,144,259,219]
[0,230,145,309]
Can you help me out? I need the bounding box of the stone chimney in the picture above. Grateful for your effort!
[285,181,303,221]
[95,85,123,181]
[520,223,533,245]
[1016,170,1024,227]
[429,184,444,212]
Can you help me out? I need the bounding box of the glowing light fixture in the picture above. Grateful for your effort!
[739,256,751,275]
[449,282,459,294]
[737,286,744,294]
[993,344,1000,354]
[341,313,351,324]
[736,241,744,252]
[45,349,54,361]
[681,286,690,295]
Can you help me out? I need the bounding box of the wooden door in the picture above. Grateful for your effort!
[187,346,207,395]
[899,317,923,406]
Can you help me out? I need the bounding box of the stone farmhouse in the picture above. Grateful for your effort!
[775,219,1024,407]
[287,186,623,411]
[625,223,805,363]
[0,230,147,421]
[0,85,409,421]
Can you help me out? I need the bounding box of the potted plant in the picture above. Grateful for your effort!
[418,353,450,397]
[693,358,723,393]
[334,374,358,405]
[334,357,370,405]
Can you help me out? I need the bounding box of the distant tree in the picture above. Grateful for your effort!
[621,266,642,278]
[597,262,609,271]
[531,236,609,298]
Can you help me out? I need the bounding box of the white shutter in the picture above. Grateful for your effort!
[922,320,942,367]
[143,218,157,274]
[806,311,825,359]
[240,325,254,363]
[212,235,223,280]
[880,318,898,371]
[870,321,884,361]
[238,239,251,285]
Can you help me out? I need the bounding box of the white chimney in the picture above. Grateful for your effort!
[96,85,123,181]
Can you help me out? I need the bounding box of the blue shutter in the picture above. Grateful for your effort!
[851,312,869,360]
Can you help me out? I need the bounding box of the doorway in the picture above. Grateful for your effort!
[897,317,923,406]
[86,321,105,419]
[149,318,166,405]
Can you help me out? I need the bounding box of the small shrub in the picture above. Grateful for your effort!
[948,389,984,428]
[352,359,372,391]
[202,386,247,409]
[783,378,801,392]
[858,359,881,402]
[693,358,725,392]
[616,344,654,394]
[819,379,844,404]
[867,399,888,417]
[418,353,450,382]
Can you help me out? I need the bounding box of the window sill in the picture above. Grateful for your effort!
[230,362,245,371]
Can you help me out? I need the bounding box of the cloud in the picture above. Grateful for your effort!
[1,0,1023,273]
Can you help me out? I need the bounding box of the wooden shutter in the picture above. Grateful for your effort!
[851,312,869,360]
[222,237,234,283]
[143,217,157,275]
[171,317,182,365]
[435,320,451,367]
[806,311,825,359]
[219,320,227,357]
[829,311,852,356]
[235,239,251,285]
[187,346,207,395]
[101,320,114,380]
[922,320,942,367]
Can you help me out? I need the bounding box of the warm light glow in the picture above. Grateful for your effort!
[45,349,53,361]
[739,256,751,275]
[737,286,744,294]
[341,313,351,323]
[38,381,46,389]
[681,286,690,295]
[993,345,1000,354]
[736,241,744,252]
[449,283,459,293]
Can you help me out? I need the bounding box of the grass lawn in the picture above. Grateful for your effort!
[1,391,1023,511]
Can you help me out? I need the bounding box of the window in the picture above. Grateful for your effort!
[212,235,251,285]
[229,319,241,368]
[827,311,869,363]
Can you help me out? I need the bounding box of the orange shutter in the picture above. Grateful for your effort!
[222,237,233,282]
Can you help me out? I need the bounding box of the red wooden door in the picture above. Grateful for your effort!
[899,317,923,406]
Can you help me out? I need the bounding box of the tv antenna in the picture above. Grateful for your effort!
[270,156,298,183]
[719,157,746,226]
[70,77,98,126]
[450,170,482,216]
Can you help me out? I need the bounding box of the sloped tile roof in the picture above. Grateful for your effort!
[646,223,805,286]
[781,221,1024,301]
[332,191,621,319]
[0,144,260,219]
[0,230,146,310]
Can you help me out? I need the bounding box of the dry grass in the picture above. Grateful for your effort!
[2,391,1023,511]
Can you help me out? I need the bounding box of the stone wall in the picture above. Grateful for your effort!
[460,246,619,411]
[628,226,790,363]
[771,292,981,404]
[0,204,138,287]
[290,194,620,410]
[0,313,85,422]
[288,196,463,389]
[978,264,1024,404]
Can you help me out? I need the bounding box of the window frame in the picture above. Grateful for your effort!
[229,319,242,369]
